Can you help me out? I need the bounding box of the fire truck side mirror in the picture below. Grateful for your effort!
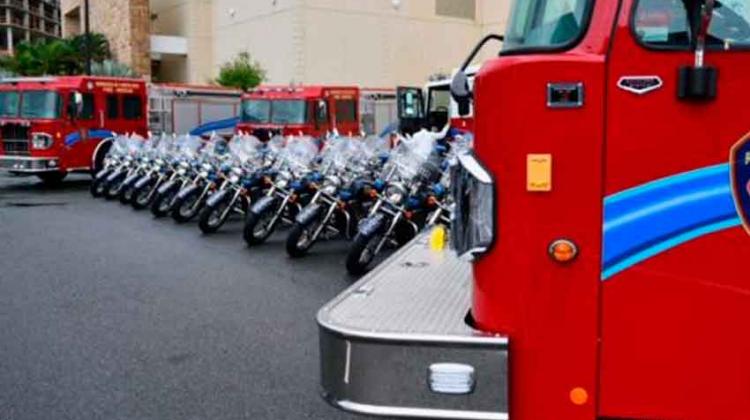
[68,91,84,120]
[451,71,472,117]
[678,0,718,101]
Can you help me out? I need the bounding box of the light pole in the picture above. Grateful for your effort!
[84,0,91,75]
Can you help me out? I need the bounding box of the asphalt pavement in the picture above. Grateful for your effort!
[0,173,382,420]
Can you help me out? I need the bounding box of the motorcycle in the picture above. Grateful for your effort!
[345,128,447,275]
[243,135,320,246]
[198,134,266,234]
[102,134,147,200]
[130,134,180,210]
[150,134,204,217]
[90,134,128,198]
[285,136,387,257]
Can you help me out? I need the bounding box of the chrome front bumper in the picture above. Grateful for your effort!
[318,231,509,420]
[0,156,60,173]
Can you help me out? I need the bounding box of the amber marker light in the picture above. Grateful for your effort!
[549,239,578,263]
[570,387,588,406]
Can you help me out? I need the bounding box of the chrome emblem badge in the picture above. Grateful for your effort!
[617,76,664,95]
[730,133,750,236]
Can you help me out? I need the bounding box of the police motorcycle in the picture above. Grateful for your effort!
[169,135,231,223]
[197,134,265,234]
[101,134,148,200]
[284,136,389,258]
[242,135,320,246]
[150,134,204,217]
[115,134,165,204]
[344,128,448,275]
[130,134,181,210]
[90,134,128,198]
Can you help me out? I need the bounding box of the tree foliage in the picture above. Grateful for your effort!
[215,52,266,91]
[0,32,136,77]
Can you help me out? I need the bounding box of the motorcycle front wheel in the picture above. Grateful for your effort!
[131,180,156,210]
[198,196,233,234]
[151,184,179,218]
[243,208,277,246]
[171,188,202,223]
[345,232,383,276]
[90,171,110,198]
[285,220,321,258]
[104,175,126,200]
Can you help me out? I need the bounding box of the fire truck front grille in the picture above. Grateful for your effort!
[2,125,30,155]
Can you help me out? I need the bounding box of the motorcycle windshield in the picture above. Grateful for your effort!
[282,136,319,173]
[320,136,355,172]
[389,130,437,180]
[127,134,146,156]
[111,134,130,156]
[228,134,264,165]
[176,135,203,159]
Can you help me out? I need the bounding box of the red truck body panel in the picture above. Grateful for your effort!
[471,0,750,419]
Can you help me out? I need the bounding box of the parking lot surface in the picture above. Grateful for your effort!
[0,174,379,420]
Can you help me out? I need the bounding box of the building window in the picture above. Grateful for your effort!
[335,99,357,123]
[106,95,119,119]
[123,95,143,120]
[436,0,476,20]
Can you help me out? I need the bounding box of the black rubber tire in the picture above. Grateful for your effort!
[37,172,66,186]
[243,208,276,246]
[104,174,126,200]
[345,233,381,276]
[198,196,232,234]
[131,180,156,210]
[90,173,108,198]
[171,188,202,223]
[285,222,317,258]
[151,184,179,218]
[91,141,112,176]
[118,180,137,205]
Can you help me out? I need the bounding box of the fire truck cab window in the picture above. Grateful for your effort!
[271,100,307,125]
[503,0,593,52]
[72,93,95,120]
[634,0,750,49]
[335,99,357,123]
[21,91,61,119]
[0,91,19,117]
[123,95,143,120]
[106,95,119,119]
[241,99,271,123]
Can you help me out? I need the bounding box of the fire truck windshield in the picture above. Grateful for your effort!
[0,91,19,117]
[20,91,61,119]
[241,99,307,125]
[503,0,593,53]
[0,90,61,119]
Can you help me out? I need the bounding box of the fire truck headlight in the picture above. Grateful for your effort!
[31,133,54,150]
[451,152,495,261]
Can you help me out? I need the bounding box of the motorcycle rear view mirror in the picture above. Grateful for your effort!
[451,34,504,117]
[678,0,718,101]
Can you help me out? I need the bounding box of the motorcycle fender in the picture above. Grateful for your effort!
[134,174,153,189]
[251,195,277,215]
[206,189,229,208]
[95,168,111,180]
[106,169,123,183]
[295,203,323,225]
[358,213,385,237]
[157,179,177,195]
[176,185,199,200]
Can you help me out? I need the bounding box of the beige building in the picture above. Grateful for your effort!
[61,0,511,86]
[60,0,151,76]
[154,0,510,86]
[0,0,61,54]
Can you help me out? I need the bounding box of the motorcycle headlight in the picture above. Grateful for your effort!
[180,161,190,169]
[229,174,240,184]
[276,179,289,189]
[232,167,243,176]
[199,171,209,178]
[202,163,212,171]
[31,132,54,150]
[323,185,337,195]
[388,192,403,204]
[451,152,495,261]
[177,167,187,175]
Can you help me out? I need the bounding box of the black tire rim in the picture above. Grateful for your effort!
[253,210,275,238]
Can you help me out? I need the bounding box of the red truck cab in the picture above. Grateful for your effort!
[237,85,361,140]
[318,1,750,419]
[0,76,147,184]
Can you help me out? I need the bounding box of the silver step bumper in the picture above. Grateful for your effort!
[318,231,509,420]
[0,155,60,173]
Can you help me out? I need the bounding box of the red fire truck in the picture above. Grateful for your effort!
[237,85,397,140]
[318,1,750,420]
[0,76,241,185]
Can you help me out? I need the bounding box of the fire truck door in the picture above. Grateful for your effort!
[600,0,750,417]
[396,86,425,135]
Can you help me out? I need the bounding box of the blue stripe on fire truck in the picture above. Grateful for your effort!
[189,117,240,136]
[602,163,742,280]
[64,129,116,147]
